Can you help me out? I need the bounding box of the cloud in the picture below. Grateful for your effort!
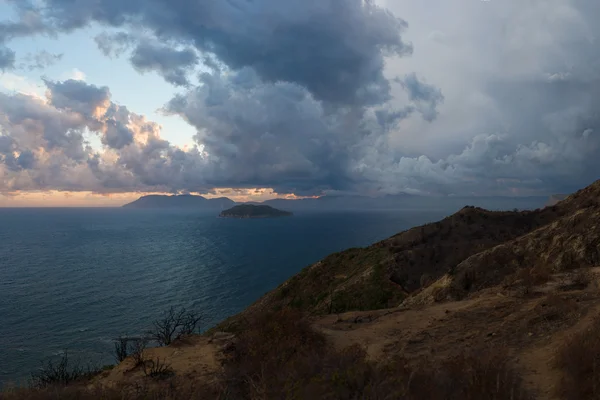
[44,78,110,118]
[397,73,444,122]
[1,73,418,196]
[94,31,134,58]
[130,42,198,86]
[1,0,600,198]
[5,0,413,106]
[94,33,198,85]
[0,46,15,70]
[0,78,211,193]
[58,68,86,82]
[102,119,134,149]
[0,8,47,43]
[20,50,63,70]
[164,68,425,195]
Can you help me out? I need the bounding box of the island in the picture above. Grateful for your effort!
[219,204,293,218]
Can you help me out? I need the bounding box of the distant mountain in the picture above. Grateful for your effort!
[219,204,293,218]
[123,193,548,212]
[122,195,235,209]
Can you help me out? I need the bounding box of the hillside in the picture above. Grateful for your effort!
[219,204,292,218]
[218,179,600,329]
[7,180,600,400]
[215,202,569,332]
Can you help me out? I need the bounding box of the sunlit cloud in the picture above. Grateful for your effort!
[0,188,316,207]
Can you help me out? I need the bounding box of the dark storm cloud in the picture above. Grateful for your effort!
[4,0,599,197]
[130,42,198,86]
[164,68,421,195]
[165,69,345,194]
[0,0,441,196]
[6,0,412,106]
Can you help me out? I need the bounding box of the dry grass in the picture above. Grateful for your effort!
[555,317,600,400]
[500,266,550,298]
[3,309,533,400]
[0,378,223,400]
[220,309,532,400]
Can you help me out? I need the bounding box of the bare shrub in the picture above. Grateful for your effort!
[30,352,95,389]
[555,317,600,399]
[148,306,203,346]
[141,357,174,380]
[112,336,147,366]
[503,266,551,296]
[130,338,147,367]
[113,336,128,363]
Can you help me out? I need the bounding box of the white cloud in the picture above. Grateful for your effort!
[0,72,44,97]
[59,68,86,81]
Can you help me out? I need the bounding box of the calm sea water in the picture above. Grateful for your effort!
[0,208,447,386]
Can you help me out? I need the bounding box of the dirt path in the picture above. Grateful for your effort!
[313,286,600,400]
[518,296,600,400]
[312,297,485,360]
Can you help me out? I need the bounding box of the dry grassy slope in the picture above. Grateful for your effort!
[448,208,600,297]
[378,206,560,291]
[419,180,600,301]
[213,188,584,332]
[312,268,600,400]
[94,268,600,400]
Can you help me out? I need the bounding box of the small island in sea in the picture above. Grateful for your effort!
[219,204,293,218]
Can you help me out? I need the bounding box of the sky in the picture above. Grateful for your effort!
[0,0,599,206]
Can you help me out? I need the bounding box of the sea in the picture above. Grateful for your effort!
[0,207,449,387]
